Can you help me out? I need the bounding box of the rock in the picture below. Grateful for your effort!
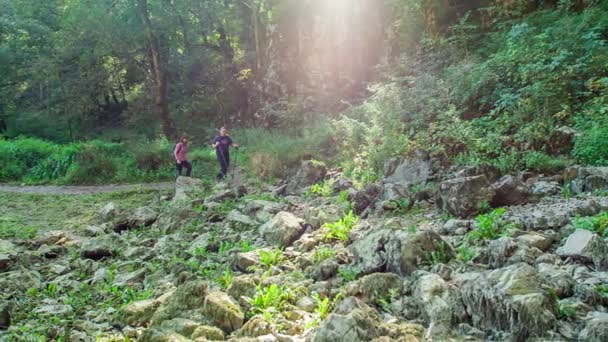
[296,296,316,312]
[0,239,17,271]
[516,232,553,252]
[113,268,147,287]
[491,175,529,206]
[35,304,73,316]
[80,235,116,260]
[129,206,159,228]
[227,210,256,227]
[0,270,41,295]
[237,315,273,337]
[556,229,608,270]
[209,189,238,203]
[311,309,380,342]
[191,325,225,340]
[437,175,495,218]
[0,301,10,329]
[259,212,305,247]
[530,181,561,196]
[345,272,401,303]
[414,273,463,337]
[383,157,432,190]
[99,202,121,221]
[288,160,327,193]
[160,318,201,338]
[140,329,191,342]
[203,291,244,333]
[174,176,204,202]
[578,312,608,342]
[244,200,284,223]
[459,263,557,340]
[309,259,339,281]
[227,275,258,300]
[151,281,207,325]
[120,299,160,326]
[440,219,471,235]
[537,263,575,298]
[332,178,353,193]
[352,184,381,215]
[385,231,454,276]
[351,229,453,276]
[567,166,608,194]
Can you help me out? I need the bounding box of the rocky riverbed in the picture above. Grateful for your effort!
[2,160,608,341]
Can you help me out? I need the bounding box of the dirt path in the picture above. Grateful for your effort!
[0,182,174,195]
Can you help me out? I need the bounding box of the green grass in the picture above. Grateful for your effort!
[0,189,166,237]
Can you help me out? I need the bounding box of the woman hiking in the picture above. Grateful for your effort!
[212,127,239,180]
[174,135,192,177]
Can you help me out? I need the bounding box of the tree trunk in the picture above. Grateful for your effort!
[137,0,177,141]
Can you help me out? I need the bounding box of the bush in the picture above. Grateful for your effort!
[573,124,608,166]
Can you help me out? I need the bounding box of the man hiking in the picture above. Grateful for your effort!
[212,127,239,180]
[174,135,192,177]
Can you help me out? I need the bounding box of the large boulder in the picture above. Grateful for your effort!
[288,160,327,193]
[437,175,495,218]
[491,175,529,206]
[174,176,204,202]
[352,184,381,215]
[311,309,381,342]
[414,273,464,337]
[259,212,305,247]
[202,291,244,333]
[351,229,454,276]
[80,235,117,260]
[459,263,557,340]
[0,240,18,271]
[556,229,608,270]
[567,166,608,194]
[578,312,608,342]
[151,281,207,325]
[119,299,161,326]
[382,156,432,202]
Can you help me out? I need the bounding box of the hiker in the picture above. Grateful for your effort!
[174,135,192,177]
[212,127,239,180]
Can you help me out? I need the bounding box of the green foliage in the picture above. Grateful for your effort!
[338,265,361,282]
[574,122,608,166]
[456,244,478,263]
[0,137,175,184]
[323,210,360,242]
[308,180,333,197]
[596,284,608,298]
[573,212,608,237]
[0,217,38,239]
[376,287,400,313]
[428,242,451,265]
[312,246,336,263]
[248,284,292,318]
[468,208,513,242]
[259,249,284,269]
[558,303,577,320]
[309,292,342,327]
[216,267,234,290]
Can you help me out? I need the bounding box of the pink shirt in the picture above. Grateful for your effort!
[174,142,187,162]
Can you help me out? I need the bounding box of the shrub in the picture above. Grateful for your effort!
[573,124,608,166]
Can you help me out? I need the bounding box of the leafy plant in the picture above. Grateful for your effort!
[312,246,336,263]
[377,288,400,312]
[558,303,577,320]
[468,208,513,242]
[308,181,333,197]
[596,284,608,298]
[338,265,361,282]
[428,242,451,265]
[216,267,234,289]
[456,244,478,263]
[323,210,360,242]
[248,284,292,317]
[309,292,342,327]
[259,249,284,269]
[573,212,608,237]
